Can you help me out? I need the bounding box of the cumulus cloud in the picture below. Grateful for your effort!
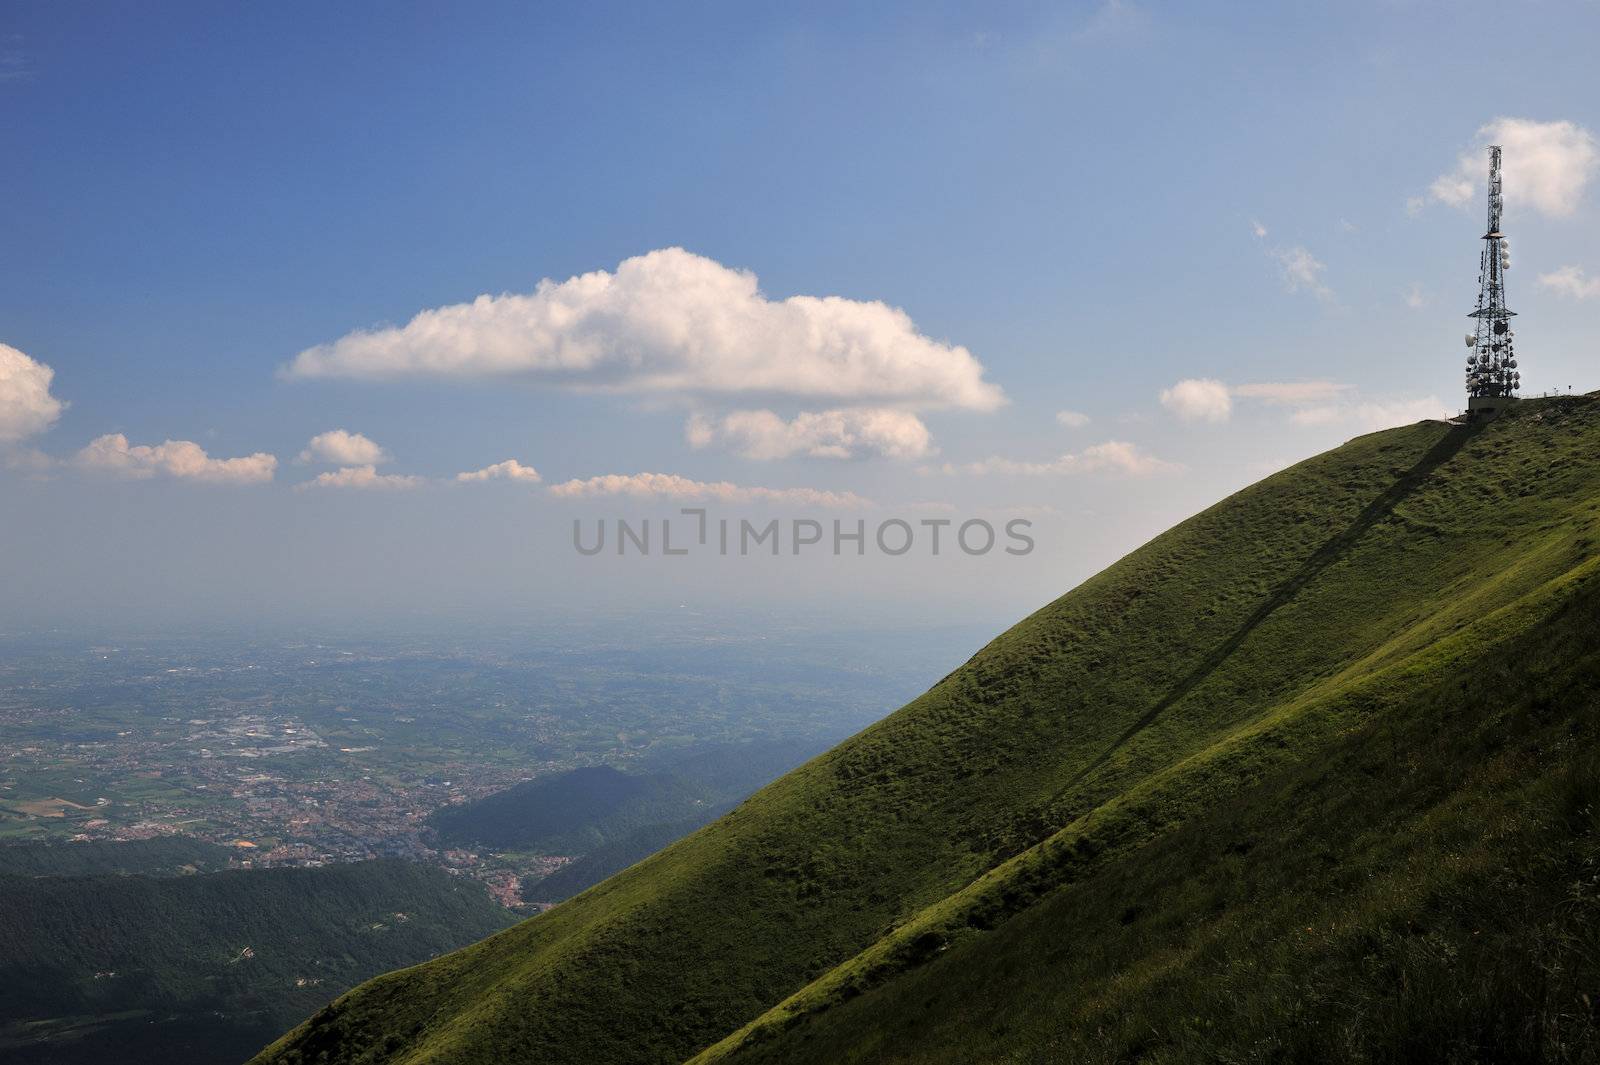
[298,429,389,466]
[1422,118,1598,217]
[284,248,1004,412]
[1403,283,1426,309]
[1290,395,1452,432]
[1538,265,1600,300]
[1271,246,1334,301]
[1163,379,1356,424]
[0,343,66,444]
[931,440,1180,477]
[686,408,933,461]
[548,471,870,508]
[75,434,277,484]
[1055,409,1090,428]
[1159,379,1443,430]
[456,459,542,483]
[1250,219,1268,239]
[297,465,423,490]
[1160,378,1233,423]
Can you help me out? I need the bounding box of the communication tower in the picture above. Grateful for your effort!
[1463,145,1520,414]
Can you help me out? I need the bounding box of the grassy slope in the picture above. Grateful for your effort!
[257,397,1600,1065]
[700,521,1600,1063]
[524,811,724,904]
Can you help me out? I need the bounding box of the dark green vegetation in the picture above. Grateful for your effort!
[432,766,703,853]
[0,836,235,876]
[256,398,1600,1065]
[438,740,831,904]
[0,860,515,1065]
[434,740,823,855]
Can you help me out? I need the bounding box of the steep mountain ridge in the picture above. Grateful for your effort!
[703,568,1600,1062]
[698,513,1600,1061]
[256,396,1600,1065]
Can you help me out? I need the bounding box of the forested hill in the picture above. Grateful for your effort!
[258,397,1600,1064]
[431,738,829,856]
[0,836,235,877]
[0,859,515,1065]
[430,765,703,853]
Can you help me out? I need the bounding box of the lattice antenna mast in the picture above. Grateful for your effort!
[1464,145,1520,400]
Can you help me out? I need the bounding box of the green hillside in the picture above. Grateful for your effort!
[256,396,1600,1065]
[523,811,725,904]
[0,860,516,1065]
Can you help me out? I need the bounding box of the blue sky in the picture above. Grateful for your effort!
[4,1,1599,629]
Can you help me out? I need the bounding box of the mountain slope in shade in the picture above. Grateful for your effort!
[255,396,1600,1065]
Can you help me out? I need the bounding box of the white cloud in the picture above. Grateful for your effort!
[1271,246,1334,301]
[298,429,389,466]
[1232,380,1353,405]
[285,248,1004,412]
[1054,409,1090,428]
[297,465,423,490]
[1160,379,1441,431]
[1428,171,1474,209]
[686,408,933,461]
[456,459,542,483]
[931,440,1181,477]
[1165,378,1441,430]
[0,343,66,444]
[1422,118,1598,217]
[1250,219,1268,239]
[75,434,277,484]
[547,471,870,508]
[1538,265,1600,300]
[1403,283,1426,309]
[1290,395,1453,432]
[1159,378,1233,423]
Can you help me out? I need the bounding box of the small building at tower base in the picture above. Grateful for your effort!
[1466,394,1518,418]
